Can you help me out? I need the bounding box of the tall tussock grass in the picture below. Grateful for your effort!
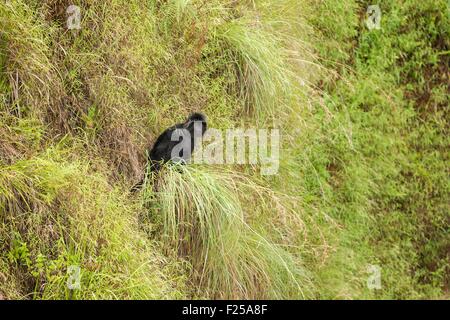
[212,20,291,121]
[0,1,66,126]
[143,165,311,299]
[0,148,185,299]
[0,0,446,300]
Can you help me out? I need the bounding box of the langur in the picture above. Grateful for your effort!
[131,112,207,192]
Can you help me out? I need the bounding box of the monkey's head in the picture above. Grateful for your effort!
[184,112,207,136]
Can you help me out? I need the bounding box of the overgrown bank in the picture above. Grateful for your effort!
[0,0,448,299]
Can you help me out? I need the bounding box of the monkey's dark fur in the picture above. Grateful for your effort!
[131,112,207,192]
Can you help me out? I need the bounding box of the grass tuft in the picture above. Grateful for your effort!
[143,164,311,299]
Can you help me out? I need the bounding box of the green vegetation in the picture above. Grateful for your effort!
[0,0,448,299]
[144,165,311,299]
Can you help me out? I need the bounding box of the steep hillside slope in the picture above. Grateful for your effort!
[0,0,447,299]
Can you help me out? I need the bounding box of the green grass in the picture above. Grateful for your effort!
[0,0,448,299]
[296,0,449,298]
[0,146,185,299]
[142,164,311,299]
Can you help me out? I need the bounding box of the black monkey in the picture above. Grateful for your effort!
[131,112,207,192]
